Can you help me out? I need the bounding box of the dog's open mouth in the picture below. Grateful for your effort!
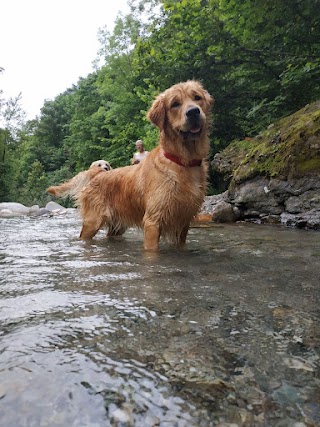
[180,125,202,138]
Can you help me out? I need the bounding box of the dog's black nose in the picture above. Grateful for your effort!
[186,107,200,118]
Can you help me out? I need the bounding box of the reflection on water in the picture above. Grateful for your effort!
[0,213,320,426]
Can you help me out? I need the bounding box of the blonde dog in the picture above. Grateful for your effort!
[77,81,213,250]
[47,160,111,199]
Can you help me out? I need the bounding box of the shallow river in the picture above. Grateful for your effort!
[0,212,319,426]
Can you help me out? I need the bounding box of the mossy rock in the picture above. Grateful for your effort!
[214,101,320,185]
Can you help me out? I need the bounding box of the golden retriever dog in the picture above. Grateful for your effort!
[47,160,111,199]
[77,81,213,251]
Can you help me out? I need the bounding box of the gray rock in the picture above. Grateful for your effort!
[285,196,303,214]
[201,173,320,230]
[31,208,51,217]
[212,201,238,223]
[0,202,30,215]
[281,209,320,230]
[229,178,283,215]
[201,191,228,214]
[45,201,66,212]
[29,205,40,213]
[0,208,23,217]
[0,201,72,218]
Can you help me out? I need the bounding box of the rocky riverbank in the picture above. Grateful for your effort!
[0,201,73,217]
[203,101,320,230]
[199,176,320,230]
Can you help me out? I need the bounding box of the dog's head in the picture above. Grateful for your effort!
[147,81,213,141]
[90,160,112,171]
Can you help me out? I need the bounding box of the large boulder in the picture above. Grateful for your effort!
[209,101,320,229]
[213,101,320,185]
[0,202,32,217]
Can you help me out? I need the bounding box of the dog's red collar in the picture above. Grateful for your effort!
[163,152,202,167]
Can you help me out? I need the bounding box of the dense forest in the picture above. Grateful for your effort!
[1,0,319,206]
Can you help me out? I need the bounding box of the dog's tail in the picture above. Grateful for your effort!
[47,166,104,199]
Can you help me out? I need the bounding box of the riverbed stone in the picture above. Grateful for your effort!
[45,201,66,212]
[0,201,71,217]
[0,202,30,215]
[211,201,238,223]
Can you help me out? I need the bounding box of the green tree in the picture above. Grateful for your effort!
[20,160,48,206]
[95,12,157,167]
[216,0,320,129]
[65,73,112,169]
[0,92,27,201]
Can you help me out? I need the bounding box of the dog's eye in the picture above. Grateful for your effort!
[171,101,180,109]
[194,95,202,101]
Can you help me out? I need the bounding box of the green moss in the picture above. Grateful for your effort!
[217,101,320,184]
[298,157,320,173]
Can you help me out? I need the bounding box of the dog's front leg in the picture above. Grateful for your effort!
[143,219,160,251]
[80,216,103,240]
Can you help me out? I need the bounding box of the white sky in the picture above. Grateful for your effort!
[0,0,130,120]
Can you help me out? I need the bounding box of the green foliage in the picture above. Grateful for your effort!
[19,160,48,206]
[0,0,319,203]
[0,130,11,201]
[65,74,112,168]
[0,92,28,202]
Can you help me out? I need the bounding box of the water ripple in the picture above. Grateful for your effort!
[0,215,319,426]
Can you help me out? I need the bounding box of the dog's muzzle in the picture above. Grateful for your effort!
[186,106,200,119]
[182,106,203,137]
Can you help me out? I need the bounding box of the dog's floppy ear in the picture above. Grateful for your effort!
[204,90,214,107]
[147,94,166,130]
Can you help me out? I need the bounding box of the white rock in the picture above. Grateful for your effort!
[0,202,30,215]
[45,201,66,211]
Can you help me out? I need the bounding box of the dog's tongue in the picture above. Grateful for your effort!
[190,126,201,133]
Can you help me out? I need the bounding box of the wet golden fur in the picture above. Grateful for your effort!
[47,160,111,199]
[77,81,213,251]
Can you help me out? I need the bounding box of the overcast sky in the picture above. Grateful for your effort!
[1,0,129,120]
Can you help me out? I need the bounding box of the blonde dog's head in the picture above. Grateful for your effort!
[147,80,213,141]
[90,159,112,171]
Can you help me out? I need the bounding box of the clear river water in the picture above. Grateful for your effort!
[0,212,319,426]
